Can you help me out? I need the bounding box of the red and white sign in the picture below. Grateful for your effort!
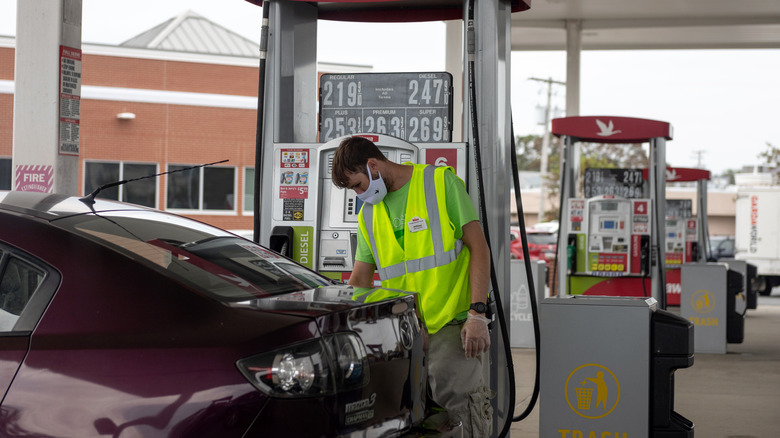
[278,148,310,199]
[15,165,53,193]
[633,200,648,215]
[279,185,309,199]
[551,116,673,144]
[426,148,458,170]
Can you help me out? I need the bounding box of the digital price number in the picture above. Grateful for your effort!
[319,72,453,143]
[584,168,647,199]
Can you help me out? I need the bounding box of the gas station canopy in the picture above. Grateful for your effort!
[510,0,780,50]
[243,0,780,49]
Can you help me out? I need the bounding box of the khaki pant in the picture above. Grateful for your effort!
[428,321,493,438]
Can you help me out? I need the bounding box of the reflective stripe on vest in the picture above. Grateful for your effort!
[363,165,464,281]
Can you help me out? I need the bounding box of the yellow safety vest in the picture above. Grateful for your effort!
[358,164,471,333]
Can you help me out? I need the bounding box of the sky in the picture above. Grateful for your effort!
[1,0,779,176]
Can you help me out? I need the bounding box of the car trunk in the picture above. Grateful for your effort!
[247,286,429,437]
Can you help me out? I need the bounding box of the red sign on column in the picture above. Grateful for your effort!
[426,148,458,169]
[15,165,53,193]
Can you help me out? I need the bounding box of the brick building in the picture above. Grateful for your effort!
[1,11,364,232]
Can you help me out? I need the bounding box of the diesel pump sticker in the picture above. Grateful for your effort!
[279,148,310,200]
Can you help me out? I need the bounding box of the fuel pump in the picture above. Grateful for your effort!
[565,195,652,296]
[553,116,671,304]
[542,116,694,437]
[663,167,711,306]
[267,132,466,283]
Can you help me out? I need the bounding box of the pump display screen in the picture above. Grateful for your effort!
[319,72,453,143]
[584,168,646,199]
[601,202,618,211]
[666,199,693,219]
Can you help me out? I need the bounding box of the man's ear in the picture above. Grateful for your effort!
[365,158,378,174]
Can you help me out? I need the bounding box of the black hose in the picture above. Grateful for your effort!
[466,1,542,435]
[508,122,542,423]
[253,3,271,243]
[465,3,517,437]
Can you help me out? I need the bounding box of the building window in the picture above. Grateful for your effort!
[84,162,157,208]
[244,167,255,213]
[0,158,10,191]
[167,164,235,211]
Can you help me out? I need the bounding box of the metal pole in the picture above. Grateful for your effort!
[565,20,581,117]
[650,137,667,307]
[697,179,709,262]
[557,135,576,296]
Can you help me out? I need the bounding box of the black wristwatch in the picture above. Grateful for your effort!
[469,302,488,314]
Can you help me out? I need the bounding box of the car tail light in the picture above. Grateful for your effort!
[237,333,369,398]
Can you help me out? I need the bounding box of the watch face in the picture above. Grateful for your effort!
[470,302,487,313]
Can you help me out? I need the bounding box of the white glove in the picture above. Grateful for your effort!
[461,313,491,359]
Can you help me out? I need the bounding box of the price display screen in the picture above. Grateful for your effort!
[584,168,647,199]
[666,199,693,219]
[319,72,453,143]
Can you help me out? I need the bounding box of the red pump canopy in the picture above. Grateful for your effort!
[552,116,673,144]
[244,0,531,22]
[640,167,711,182]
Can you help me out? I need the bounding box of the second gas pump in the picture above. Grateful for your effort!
[541,116,695,437]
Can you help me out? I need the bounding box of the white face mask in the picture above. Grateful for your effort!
[356,163,388,205]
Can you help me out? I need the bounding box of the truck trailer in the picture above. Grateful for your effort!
[735,185,780,295]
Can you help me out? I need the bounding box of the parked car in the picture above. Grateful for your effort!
[0,191,458,437]
[707,235,735,262]
[510,225,558,268]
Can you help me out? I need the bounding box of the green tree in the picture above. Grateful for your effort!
[758,142,779,165]
[514,134,543,171]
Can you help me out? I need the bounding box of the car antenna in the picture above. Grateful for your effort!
[79,160,229,206]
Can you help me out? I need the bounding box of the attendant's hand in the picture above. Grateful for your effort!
[461,313,491,358]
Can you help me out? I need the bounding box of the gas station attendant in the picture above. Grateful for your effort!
[331,136,493,437]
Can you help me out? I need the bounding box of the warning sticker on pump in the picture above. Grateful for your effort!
[283,199,305,221]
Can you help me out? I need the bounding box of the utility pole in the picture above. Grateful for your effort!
[692,149,706,168]
[529,77,565,223]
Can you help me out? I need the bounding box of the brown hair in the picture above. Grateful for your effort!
[331,136,388,188]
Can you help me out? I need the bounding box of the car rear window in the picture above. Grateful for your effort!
[57,211,331,301]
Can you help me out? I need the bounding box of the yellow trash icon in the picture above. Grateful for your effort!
[575,387,594,409]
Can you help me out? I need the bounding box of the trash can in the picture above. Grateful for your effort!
[541,296,694,437]
[651,309,694,437]
[727,269,746,344]
[746,263,758,310]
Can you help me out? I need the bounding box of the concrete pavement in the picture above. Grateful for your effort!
[504,295,780,437]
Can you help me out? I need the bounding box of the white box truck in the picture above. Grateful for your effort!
[735,186,780,295]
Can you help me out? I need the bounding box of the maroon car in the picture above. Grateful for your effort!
[0,191,459,437]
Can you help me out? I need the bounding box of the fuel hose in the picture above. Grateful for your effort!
[466,1,540,436]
